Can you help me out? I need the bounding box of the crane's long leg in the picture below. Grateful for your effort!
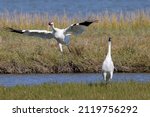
[102,72,107,82]
[110,71,113,80]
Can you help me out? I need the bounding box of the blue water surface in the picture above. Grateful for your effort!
[0,0,150,16]
[0,73,149,87]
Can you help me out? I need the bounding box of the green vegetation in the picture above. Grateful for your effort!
[0,82,150,99]
[0,11,150,73]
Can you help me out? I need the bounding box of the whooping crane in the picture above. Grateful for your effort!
[7,20,98,52]
[102,37,114,83]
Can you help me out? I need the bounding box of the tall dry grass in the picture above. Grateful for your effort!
[0,10,150,73]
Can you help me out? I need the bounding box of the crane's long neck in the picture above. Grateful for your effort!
[107,41,112,58]
[51,24,56,32]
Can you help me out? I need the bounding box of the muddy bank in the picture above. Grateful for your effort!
[0,62,149,74]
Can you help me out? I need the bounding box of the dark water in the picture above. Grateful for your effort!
[0,0,150,16]
[0,73,149,87]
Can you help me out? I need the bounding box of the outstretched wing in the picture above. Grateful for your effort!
[65,20,98,35]
[7,28,53,39]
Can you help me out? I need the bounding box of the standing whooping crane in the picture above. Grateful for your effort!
[7,20,98,52]
[102,37,114,84]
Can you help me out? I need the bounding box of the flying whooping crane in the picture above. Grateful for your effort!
[7,20,98,52]
[102,37,114,83]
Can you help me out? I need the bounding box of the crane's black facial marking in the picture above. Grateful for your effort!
[48,22,53,26]
[48,22,51,25]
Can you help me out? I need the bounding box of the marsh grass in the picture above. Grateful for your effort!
[0,10,150,73]
[0,81,150,99]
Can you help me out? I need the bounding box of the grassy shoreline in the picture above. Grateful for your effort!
[0,82,150,99]
[0,11,150,73]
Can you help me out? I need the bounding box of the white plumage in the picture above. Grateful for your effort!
[8,20,98,52]
[102,37,114,83]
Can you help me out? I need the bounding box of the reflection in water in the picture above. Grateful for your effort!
[0,73,149,87]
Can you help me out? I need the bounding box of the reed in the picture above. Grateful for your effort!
[0,10,150,73]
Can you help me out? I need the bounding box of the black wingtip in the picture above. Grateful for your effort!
[5,27,24,34]
[79,20,99,26]
[108,37,111,41]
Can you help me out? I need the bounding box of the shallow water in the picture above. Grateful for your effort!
[0,0,150,16]
[0,73,149,87]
